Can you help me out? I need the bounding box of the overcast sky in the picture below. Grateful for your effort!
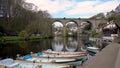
[26,0,120,18]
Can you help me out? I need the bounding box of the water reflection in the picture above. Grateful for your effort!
[0,36,86,59]
[65,37,78,52]
[52,37,78,52]
[0,39,52,59]
[52,37,64,51]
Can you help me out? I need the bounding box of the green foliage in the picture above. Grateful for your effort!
[25,18,52,36]
[18,30,28,37]
[84,24,91,30]
[115,15,120,21]
[107,16,116,22]
[0,36,53,42]
[91,41,97,45]
[14,2,52,36]
[91,29,97,37]
[107,14,120,22]
[1,0,52,37]
[1,36,24,41]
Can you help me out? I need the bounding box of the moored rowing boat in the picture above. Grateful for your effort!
[0,58,70,68]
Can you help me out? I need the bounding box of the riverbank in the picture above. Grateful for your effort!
[0,36,53,42]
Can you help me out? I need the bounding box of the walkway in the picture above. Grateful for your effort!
[78,43,120,68]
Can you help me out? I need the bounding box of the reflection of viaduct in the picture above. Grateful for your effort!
[51,18,107,36]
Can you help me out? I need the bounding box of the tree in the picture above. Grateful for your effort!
[83,24,91,30]
[36,10,51,18]
[91,29,97,37]
[107,16,116,22]
[1,0,37,34]
[25,17,52,36]
[107,14,120,22]
[12,1,52,36]
[1,0,52,36]
[18,30,28,37]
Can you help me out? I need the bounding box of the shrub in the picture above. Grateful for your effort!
[84,24,91,30]
[18,30,29,37]
[91,29,97,37]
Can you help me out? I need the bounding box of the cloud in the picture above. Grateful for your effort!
[65,0,120,15]
[26,0,75,14]
[26,0,120,18]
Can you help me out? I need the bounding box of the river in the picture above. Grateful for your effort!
[0,35,92,59]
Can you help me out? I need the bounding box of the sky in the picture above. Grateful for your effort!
[26,0,120,18]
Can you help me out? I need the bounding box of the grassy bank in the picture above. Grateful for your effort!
[0,36,53,42]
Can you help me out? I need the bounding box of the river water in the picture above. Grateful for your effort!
[0,36,91,59]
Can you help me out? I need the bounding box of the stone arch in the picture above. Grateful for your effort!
[66,20,78,26]
[52,20,64,25]
[85,21,92,28]
[52,20,64,36]
[81,20,93,30]
[65,20,78,36]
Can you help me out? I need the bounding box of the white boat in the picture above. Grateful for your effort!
[0,58,19,67]
[0,58,69,68]
[43,49,86,55]
[31,51,86,60]
[25,57,76,63]
[18,52,87,67]
[87,47,99,50]
[87,46,99,55]
[20,55,84,67]
[86,43,100,54]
